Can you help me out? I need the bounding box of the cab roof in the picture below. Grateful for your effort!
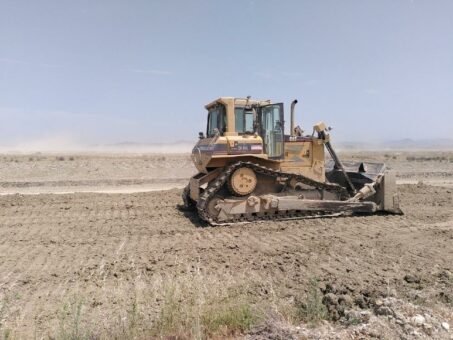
[205,97,272,110]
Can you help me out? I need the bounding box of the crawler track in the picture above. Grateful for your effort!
[195,161,350,225]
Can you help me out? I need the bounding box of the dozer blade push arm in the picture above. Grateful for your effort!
[314,122,357,195]
[325,141,357,194]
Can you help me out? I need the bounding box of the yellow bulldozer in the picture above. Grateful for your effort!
[183,97,402,225]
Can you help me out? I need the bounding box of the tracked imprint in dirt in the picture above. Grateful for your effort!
[0,151,452,338]
[0,182,451,338]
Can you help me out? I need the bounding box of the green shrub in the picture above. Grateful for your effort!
[294,278,327,324]
[202,303,257,337]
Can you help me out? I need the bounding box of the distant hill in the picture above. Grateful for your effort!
[0,141,194,154]
[1,139,452,153]
[337,138,453,150]
[105,139,453,152]
[93,141,194,153]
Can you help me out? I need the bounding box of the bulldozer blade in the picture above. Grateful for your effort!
[326,160,402,214]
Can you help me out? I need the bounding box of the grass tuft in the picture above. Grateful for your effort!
[150,275,260,339]
[202,303,257,337]
[294,278,328,324]
[45,273,267,339]
[56,297,96,340]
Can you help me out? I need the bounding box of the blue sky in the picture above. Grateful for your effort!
[1,0,452,145]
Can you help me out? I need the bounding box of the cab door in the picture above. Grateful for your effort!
[259,103,284,159]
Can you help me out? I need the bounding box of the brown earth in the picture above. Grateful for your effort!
[0,151,452,194]
[0,151,452,339]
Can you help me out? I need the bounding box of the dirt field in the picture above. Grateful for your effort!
[0,151,452,339]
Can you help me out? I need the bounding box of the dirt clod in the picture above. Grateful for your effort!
[405,274,421,284]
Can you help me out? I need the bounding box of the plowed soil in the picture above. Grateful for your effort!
[0,152,452,339]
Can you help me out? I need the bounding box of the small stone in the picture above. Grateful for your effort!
[412,329,421,336]
[366,329,381,338]
[404,274,421,283]
[376,306,394,316]
[423,323,433,335]
[360,311,372,322]
[383,297,395,306]
[375,298,383,306]
[411,314,425,326]
[389,288,398,297]
[355,295,367,309]
[396,318,405,325]
[439,270,452,281]
[395,312,406,321]
[442,322,450,331]
[345,310,360,320]
[345,310,371,324]
[323,293,338,306]
[330,310,340,321]
[438,291,452,304]
[325,282,336,293]
[338,294,353,307]
[404,323,413,332]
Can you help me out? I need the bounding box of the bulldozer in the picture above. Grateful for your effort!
[183,97,402,225]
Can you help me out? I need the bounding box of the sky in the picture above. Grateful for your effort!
[1,0,452,146]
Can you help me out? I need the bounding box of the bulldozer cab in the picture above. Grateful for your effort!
[232,103,284,158]
[204,98,284,159]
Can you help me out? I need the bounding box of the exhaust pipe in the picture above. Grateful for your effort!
[290,99,298,136]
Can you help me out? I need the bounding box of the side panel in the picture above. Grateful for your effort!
[192,136,229,173]
[193,135,265,173]
[280,140,325,182]
[283,142,312,165]
[225,135,264,155]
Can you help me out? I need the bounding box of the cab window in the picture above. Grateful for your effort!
[260,104,284,158]
[235,107,254,134]
[207,105,226,137]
